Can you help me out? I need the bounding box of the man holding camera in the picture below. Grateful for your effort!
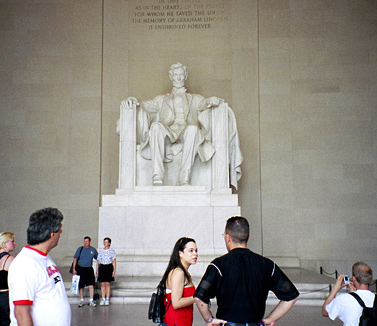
[322,262,375,326]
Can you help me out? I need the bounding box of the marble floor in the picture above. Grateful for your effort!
[67,267,344,325]
[70,302,342,326]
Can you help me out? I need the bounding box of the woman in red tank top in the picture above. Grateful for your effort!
[161,237,198,326]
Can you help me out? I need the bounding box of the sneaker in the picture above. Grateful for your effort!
[100,298,105,306]
[78,300,85,307]
[105,299,110,306]
[89,300,97,307]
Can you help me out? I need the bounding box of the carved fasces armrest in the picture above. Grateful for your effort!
[210,102,243,190]
[118,99,155,145]
[119,99,136,142]
[117,100,137,189]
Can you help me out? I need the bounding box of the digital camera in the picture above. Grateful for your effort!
[343,275,350,284]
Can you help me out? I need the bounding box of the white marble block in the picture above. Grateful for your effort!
[99,189,241,276]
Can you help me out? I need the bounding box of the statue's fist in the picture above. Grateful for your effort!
[124,97,139,109]
[206,96,223,108]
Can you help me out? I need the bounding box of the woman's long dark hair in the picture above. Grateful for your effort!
[161,237,196,287]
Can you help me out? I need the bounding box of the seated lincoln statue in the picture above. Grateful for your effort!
[118,62,242,188]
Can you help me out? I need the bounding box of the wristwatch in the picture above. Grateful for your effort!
[206,317,214,323]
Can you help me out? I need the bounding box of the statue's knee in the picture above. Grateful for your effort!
[185,125,200,135]
[150,122,164,134]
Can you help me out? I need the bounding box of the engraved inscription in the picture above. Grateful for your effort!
[131,0,228,30]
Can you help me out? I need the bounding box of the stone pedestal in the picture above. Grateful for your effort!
[99,186,240,277]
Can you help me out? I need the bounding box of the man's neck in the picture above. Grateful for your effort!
[229,243,247,251]
[27,243,50,255]
[357,284,370,290]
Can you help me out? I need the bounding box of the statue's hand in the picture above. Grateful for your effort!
[125,97,140,109]
[206,96,223,108]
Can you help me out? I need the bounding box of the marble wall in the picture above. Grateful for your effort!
[258,0,377,273]
[0,0,376,274]
[0,1,104,259]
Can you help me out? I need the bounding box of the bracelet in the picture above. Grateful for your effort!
[206,317,214,323]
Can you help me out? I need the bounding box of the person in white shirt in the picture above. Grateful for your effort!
[96,237,116,306]
[322,262,375,326]
[8,207,71,326]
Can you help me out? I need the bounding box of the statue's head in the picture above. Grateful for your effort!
[169,63,188,88]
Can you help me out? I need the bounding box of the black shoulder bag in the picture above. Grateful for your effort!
[69,246,83,274]
[148,280,171,324]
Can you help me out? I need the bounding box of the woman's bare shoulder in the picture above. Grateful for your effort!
[166,268,185,286]
[169,267,185,279]
[3,255,15,270]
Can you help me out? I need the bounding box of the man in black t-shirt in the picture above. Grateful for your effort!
[194,216,299,326]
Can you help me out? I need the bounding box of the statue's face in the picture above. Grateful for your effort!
[170,67,186,88]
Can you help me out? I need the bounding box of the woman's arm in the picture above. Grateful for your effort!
[112,259,116,277]
[170,268,194,310]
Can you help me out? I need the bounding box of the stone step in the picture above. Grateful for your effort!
[58,254,302,278]
[64,271,335,306]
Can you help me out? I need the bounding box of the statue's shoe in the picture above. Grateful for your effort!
[152,177,163,186]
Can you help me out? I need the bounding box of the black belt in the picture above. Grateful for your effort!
[225,323,262,326]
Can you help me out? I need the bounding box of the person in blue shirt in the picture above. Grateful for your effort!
[72,236,98,307]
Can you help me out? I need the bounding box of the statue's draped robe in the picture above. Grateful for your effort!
[131,91,243,189]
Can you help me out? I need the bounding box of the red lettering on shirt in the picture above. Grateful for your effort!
[46,265,59,277]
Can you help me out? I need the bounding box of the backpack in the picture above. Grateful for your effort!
[349,292,377,326]
[148,281,171,324]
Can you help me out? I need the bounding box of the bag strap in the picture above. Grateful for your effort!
[0,252,10,270]
[350,292,366,308]
[77,246,84,263]
[0,252,9,260]
[166,300,171,313]
[158,280,171,315]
